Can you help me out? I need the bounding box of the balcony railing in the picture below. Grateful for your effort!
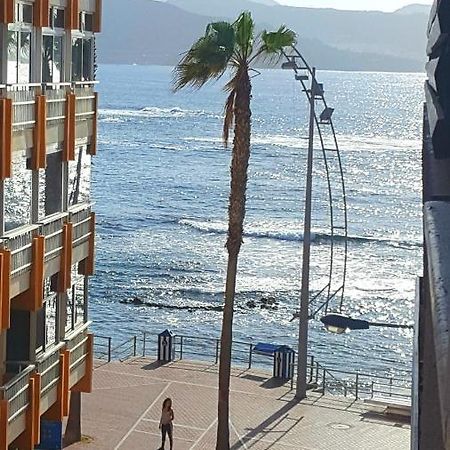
[1,82,97,131]
[2,224,40,277]
[70,204,92,246]
[66,324,90,372]
[39,212,68,263]
[36,343,65,397]
[74,83,96,121]
[45,84,71,126]
[0,365,34,425]
[6,84,41,130]
[1,204,92,299]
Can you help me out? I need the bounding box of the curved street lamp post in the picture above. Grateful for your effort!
[320,313,414,334]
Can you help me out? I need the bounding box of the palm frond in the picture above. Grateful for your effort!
[223,89,236,147]
[251,26,296,64]
[233,11,255,61]
[173,22,236,91]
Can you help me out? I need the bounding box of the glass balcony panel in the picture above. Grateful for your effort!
[68,148,91,206]
[72,38,83,82]
[18,32,31,84]
[7,31,18,84]
[4,154,32,232]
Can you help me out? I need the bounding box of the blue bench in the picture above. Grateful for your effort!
[253,343,283,356]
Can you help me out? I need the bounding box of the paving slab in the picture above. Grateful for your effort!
[67,358,410,450]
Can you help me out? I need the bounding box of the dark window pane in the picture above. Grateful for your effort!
[84,13,93,32]
[72,38,83,81]
[82,39,92,81]
[42,35,53,83]
[36,306,45,351]
[54,36,64,83]
[22,4,33,24]
[53,7,65,28]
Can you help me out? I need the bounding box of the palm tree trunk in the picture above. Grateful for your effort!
[216,68,252,450]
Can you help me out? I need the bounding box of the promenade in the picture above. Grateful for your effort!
[67,358,410,450]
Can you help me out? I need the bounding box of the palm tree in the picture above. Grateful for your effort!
[173,12,295,449]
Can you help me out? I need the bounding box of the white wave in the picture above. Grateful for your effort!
[179,218,309,242]
[99,106,220,121]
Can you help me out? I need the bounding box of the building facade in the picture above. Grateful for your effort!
[0,0,101,448]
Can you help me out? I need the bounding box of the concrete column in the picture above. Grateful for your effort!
[57,292,68,341]
[0,180,5,235]
[45,152,64,215]
[31,170,40,223]
[416,269,445,450]
[83,276,89,323]
[0,331,6,378]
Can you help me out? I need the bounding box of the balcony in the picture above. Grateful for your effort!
[0,329,93,448]
[0,82,98,156]
[0,365,35,445]
[1,203,94,301]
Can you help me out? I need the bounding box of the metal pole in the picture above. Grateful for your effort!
[296,68,316,400]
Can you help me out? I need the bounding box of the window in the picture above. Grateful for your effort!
[7,2,33,84]
[42,35,64,83]
[21,3,33,24]
[72,37,94,82]
[83,13,94,32]
[65,271,87,333]
[7,31,31,84]
[51,7,65,29]
[72,38,83,81]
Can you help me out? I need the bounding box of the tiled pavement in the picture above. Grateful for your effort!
[67,358,410,450]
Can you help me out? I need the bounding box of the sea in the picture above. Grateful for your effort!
[90,64,425,379]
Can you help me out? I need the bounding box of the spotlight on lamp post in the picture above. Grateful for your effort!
[320,314,414,334]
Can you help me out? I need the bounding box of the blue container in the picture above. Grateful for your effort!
[36,420,63,449]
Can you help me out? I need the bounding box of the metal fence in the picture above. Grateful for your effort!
[93,331,412,401]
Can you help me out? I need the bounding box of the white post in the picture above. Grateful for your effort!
[296,68,316,400]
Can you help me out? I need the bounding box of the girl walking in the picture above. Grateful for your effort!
[158,398,174,450]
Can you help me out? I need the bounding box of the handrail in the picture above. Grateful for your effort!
[68,202,93,214]
[36,342,65,365]
[73,81,99,86]
[1,224,39,240]
[38,211,69,226]
[65,321,91,343]
[0,365,35,392]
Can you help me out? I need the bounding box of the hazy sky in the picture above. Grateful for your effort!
[276,0,432,12]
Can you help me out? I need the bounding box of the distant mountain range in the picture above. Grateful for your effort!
[96,0,430,72]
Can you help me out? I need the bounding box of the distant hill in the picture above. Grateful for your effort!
[394,4,431,15]
[96,0,428,72]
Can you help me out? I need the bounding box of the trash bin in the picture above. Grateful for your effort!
[273,346,295,380]
[36,420,63,449]
[158,329,174,363]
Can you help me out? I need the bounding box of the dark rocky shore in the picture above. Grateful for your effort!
[120,296,280,312]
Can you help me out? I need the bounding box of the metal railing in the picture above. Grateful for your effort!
[74,85,96,120]
[1,224,39,277]
[45,85,69,125]
[96,331,412,401]
[0,365,34,423]
[39,212,68,262]
[36,343,64,396]
[94,335,113,362]
[290,358,411,401]
[0,204,92,283]
[66,324,90,371]
[6,84,41,130]
[69,203,92,246]
[0,82,97,130]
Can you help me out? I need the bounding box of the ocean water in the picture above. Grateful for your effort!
[91,65,424,379]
